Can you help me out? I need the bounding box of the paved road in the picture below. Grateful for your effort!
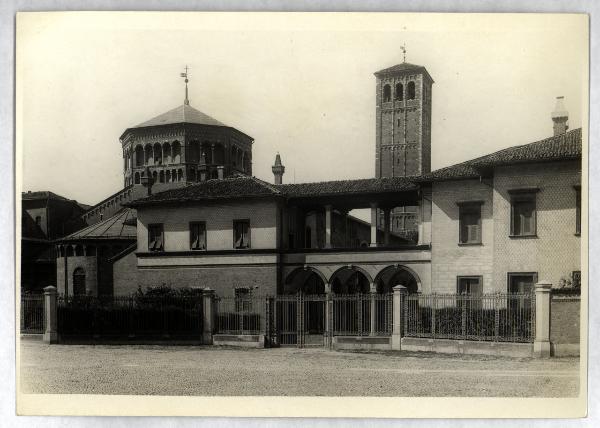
[19,341,580,397]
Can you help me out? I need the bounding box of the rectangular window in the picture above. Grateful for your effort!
[572,271,581,289]
[575,186,581,235]
[509,191,537,237]
[233,220,251,249]
[457,276,483,309]
[234,287,252,312]
[148,224,164,251]
[458,202,482,244]
[190,222,207,250]
[507,272,537,312]
[507,272,537,294]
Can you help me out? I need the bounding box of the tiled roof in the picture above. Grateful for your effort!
[133,104,226,129]
[60,208,137,241]
[278,177,417,198]
[417,128,582,182]
[374,62,434,82]
[127,176,282,207]
[22,191,70,202]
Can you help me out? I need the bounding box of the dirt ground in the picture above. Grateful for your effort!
[19,340,580,397]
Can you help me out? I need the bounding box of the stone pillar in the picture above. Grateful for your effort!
[534,281,552,358]
[202,288,215,345]
[370,202,378,247]
[324,282,332,348]
[391,285,407,350]
[369,282,377,336]
[324,204,333,249]
[383,208,391,246]
[217,165,224,180]
[43,286,58,344]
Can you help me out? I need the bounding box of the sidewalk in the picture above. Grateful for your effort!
[19,341,580,397]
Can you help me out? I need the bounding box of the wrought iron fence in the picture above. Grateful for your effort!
[57,295,203,339]
[214,295,267,335]
[404,293,535,343]
[21,294,45,334]
[332,293,392,336]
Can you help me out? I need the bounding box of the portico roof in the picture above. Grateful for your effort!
[59,208,137,242]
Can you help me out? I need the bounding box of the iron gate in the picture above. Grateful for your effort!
[272,294,328,347]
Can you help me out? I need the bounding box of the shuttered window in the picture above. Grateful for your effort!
[458,202,482,244]
[148,224,164,251]
[233,220,251,249]
[510,191,537,237]
[190,222,207,250]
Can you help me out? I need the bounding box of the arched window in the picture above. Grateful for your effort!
[163,143,172,164]
[144,144,153,165]
[383,84,391,102]
[407,81,416,100]
[159,170,165,183]
[395,83,404,100]
[153,143,162,165]
[134,172,141,184]
[152,171,158,183]
[73,267,86,296]
[172,141,181,164]
[178,169,183,181]
[165,170,171,183]
[135,146,144,167]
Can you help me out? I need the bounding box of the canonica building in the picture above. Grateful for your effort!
[55,61,582,300]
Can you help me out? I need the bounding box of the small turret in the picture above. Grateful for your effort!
[272,153,285,185]
[552,96,569,136]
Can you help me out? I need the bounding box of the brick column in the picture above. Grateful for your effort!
[324,204,333,249]
[43,286,58,344]
[383,208,391,246]
[370,202,378,247]
[534,281,552,357]
[202,288,215,345]
[391,285,407,350]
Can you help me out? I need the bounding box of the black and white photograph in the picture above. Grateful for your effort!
[14,11,588,419]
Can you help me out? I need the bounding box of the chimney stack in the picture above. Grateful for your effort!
[551,96,569,136]
[272,153,285,185]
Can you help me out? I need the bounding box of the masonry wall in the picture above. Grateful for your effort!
[492,161,581,290]
[136,200,279,251]
[56,255,98,296]
[112,250,139,295]
[431,179,494,293]
[550,296,580,345]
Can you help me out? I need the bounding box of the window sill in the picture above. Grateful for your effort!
[458,242,483,246]
[575,233,581,237]
[508,234,538,239]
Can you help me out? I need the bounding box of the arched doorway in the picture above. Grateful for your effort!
[73,267,86,296]
[330,267,372,334]
[375,265,420,294]
[280,268,327,345]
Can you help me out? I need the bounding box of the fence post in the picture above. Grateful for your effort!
[202,288,215,345]
[42,286,58,344]
[533,281,552,357]
[391,285,407,350]
[431,293,437,338]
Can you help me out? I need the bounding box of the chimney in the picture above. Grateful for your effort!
[551,96,569,136]
[272,153,285,185]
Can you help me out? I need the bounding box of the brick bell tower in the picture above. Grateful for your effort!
[374,51,434,240]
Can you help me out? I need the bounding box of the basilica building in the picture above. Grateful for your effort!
[54,61,582,300]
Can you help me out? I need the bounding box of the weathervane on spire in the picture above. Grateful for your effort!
[180,65,190,105]
[400,44,406,63]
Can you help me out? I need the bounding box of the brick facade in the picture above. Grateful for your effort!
[492,161,581,290]
[550,296,580,345]
[431,179,494,293]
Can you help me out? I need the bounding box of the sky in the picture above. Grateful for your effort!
[17,13,587,206]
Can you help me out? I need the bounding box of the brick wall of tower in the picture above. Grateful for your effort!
[375,72,431,178]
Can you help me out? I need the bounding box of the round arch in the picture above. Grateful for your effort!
[284,266,327,295]
[374,264,421,294]
[329,265,372,294]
